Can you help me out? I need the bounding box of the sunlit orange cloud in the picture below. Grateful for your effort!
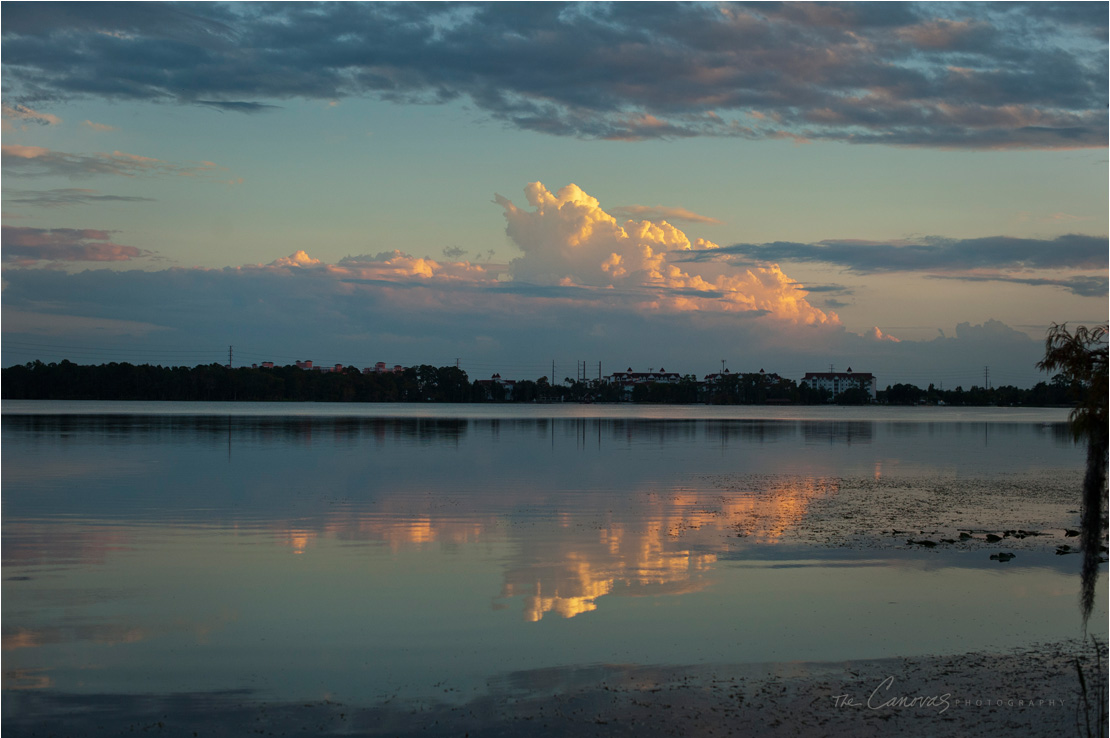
[497,182,838,323]
[257,249,492,283]
[241,182,837,325]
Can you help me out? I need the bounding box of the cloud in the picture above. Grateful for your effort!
[195,100,281,114]
[868,326,900,343]
[1,226,151,264]
[497,182,836,324]
[953,318,1031,343]
[928,273,1108,298]
[0,263,1054,388]
[1,103,61,129]
[0,252,1054,388]
[3,188,156,208]
[1,3,1104,148]
[706,234,1108,273]
[1,145,222,179]
[82,120,117,132]
[267,250,322,269]
[608,205,722,225]
[1,309,167,338]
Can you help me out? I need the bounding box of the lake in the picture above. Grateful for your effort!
[2,402,1105,735]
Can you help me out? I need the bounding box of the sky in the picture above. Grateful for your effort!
[1,1,1107,389]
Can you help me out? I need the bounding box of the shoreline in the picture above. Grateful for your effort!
[5,638,1105,738]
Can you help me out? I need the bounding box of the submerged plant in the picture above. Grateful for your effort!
[1037,323,1108,626]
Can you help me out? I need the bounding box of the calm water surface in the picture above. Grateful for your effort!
[3,402,1104,715]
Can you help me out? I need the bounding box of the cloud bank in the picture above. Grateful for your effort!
[0,182,1090,387]
[2,2,1104,148]
[683,233,1109,297]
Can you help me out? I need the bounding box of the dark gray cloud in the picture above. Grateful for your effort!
[790,283,854,295]
[929,272,1108,298]
[195,100,281,114]
[3,187,155,207]
[1,225,151,264]
[691,234,1107,273]
[2,2,1104,148]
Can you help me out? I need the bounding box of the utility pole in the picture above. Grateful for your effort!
[721,359,726,374]
[228,345,233,368]
[455,357,459,369]
[984,365,990,389]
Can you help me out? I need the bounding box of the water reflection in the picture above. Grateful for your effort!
[2,412,1102,714]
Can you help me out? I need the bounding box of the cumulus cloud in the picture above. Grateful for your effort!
[497,182,836,324]
[1,144,222,179]
[3,188,155,208]
[868,326,901,343]
[1,2,1104,148]
[1,225,151,264]
[267,250,323,269]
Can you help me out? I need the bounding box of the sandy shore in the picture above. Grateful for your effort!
[5,637,1106,738]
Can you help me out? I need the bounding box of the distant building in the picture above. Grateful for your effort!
[295,359,313,370]
[702,368,731,384]
[801,367,876,400]
[606,367,682,387]
[475,373,517,400]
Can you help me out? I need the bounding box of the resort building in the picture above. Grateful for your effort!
[474,373,517,400]
[605,367,682,387]
[800,368,877,400]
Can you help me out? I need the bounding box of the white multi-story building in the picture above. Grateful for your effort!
[800,368,876,400]
[605,367,682,386]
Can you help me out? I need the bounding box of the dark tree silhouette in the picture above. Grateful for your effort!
[1037,323,1108,625]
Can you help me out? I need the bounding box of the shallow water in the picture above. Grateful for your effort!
[2,404,1105,723]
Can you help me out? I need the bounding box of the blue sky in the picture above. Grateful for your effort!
[2,2,1106,388]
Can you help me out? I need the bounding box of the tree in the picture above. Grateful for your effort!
[1037,323,1108,624]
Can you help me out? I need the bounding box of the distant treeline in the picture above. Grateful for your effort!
[0,359,1080,407]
